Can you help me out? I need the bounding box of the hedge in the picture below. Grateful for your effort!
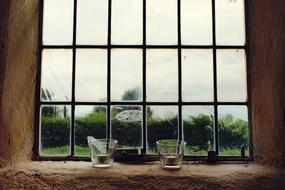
[41,112,249,151]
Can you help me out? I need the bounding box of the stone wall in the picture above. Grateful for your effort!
[0,0,284,168]
[250,0,285,166]
[0,0,38,167]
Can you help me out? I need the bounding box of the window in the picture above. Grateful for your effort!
[36,0,251,160]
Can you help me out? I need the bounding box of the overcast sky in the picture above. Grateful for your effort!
[41,0,247,120]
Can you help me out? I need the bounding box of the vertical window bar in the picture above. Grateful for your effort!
[35,0,44,157]
[245,0,253,159]
[71,0,78,156]
[177,0,182,141]
[142,0,147,154]
[107,0,112,140]
[212,0,219,155]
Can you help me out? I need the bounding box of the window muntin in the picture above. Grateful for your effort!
[37,0,251,160]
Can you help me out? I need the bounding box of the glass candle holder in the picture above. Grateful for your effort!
[156,139,186,170]
[88,138,118,168]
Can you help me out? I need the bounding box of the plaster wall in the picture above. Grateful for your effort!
[0,0,284,168]
[0,0,38,167]
[250,0,285,166]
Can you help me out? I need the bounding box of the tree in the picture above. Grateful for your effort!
[121,87,142,101]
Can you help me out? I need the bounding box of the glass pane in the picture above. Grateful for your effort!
[75,106,106,156]
[181,0,212,45]
[216,0,245,45]
[111,49,142,102]
[111,105,143,149]
[77,0,108,45]
[217,49,247,102]
[75,49,107,102]
[40,105,71,156]
[146,49,178,102]
[41,49,72,101]
[218,106,249,156]
[43,0,73,45]
[182,49,213,102]
[146,0,177,45]
[112,0,143,45]
[147,106,178,154]
[183,106,214,156]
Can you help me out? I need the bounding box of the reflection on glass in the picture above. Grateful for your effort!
[111,49,142,101]
[146,0,177,45]
[111,106,143,149]
[76,49,107,102]
[217,49,247,102]
[40,105,71,156]
[146,49,178,102]
[218,106,249,156]
[43,0,73,45]
[41,49,72,101]
[77,0,108,45]
[182,49,213,102]
[75,106,107,156]
[112,0,142,45]
[181,0,212,45]
[183,106,214,156]
[216,0,245,45]
[147,106,178,154]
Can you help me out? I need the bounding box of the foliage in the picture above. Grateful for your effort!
[41,109,249,155]
[121,87,142,101]
[219,114,249,149]
[183,114,214,152]
[41,116,70,148]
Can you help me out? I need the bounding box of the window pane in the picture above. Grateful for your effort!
[111,49,142,102]
[75,106,106,156]
[217,49,247,102]
[76,0,108,45]
[146,0,177,45]
[218,106,249,156]
[182,49,213,102]
[147,106,178,154]
[216,0,245,45]
[183,106,214,156]
[111,105,143,149]
[40,105,71,156]
[181,0,212,45]
[146,49,178,102]
[43,0,73,45]
[41,49,72,101]
[75,49,107,102]
[112,0,143,45]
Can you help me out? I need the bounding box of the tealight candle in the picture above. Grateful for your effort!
[164,155,179,166]
[94,154,110,164]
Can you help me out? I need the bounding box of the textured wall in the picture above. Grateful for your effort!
[250,0,285,166]
[0,0,285,168]
[1,162,285,190]
[0,0,38,167]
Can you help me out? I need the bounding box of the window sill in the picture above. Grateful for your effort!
[1,161,285,189]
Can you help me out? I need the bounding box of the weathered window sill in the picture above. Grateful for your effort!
[0,161,285,189]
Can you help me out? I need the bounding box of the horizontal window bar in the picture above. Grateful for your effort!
[35,155,253,162]
[40,101,248,105]
[41,45,246,49]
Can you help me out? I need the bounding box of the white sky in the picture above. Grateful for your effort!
[41,0,247,120]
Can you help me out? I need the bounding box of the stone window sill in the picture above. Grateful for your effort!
[1,161,285,189]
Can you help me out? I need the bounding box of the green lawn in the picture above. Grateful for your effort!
[41,145,90,156]
[41,145,249,157]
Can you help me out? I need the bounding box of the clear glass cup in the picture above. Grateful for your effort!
[156,139,186,170]
[88,138,118,168]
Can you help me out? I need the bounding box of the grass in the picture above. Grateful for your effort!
[41,146,249,157]
[41,145,90,156]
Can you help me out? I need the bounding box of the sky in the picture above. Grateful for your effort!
[41,0,248,120]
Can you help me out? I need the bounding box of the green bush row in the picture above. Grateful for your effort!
[41,112,248,151]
